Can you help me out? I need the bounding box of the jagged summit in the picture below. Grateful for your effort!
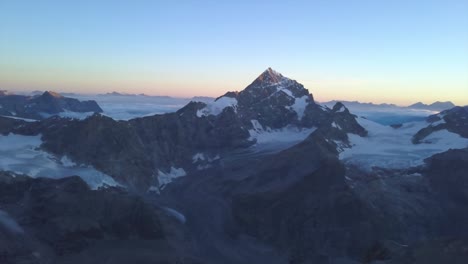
[196,68,319,128]
[240,68,311,102]
[42,91,63,98]
[250,67,288,87]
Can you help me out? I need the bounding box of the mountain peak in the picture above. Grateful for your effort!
[42,91,63,98]
[252,67,286,86]
[0,90,12,96]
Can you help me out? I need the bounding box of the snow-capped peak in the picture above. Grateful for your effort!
[252,67,288,86]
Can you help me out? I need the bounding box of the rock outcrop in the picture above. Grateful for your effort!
[413,105,468,143]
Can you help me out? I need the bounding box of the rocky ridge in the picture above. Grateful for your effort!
[0,91,103,120]
[413,105,468,143]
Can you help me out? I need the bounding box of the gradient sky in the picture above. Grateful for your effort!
[1,0,467,105]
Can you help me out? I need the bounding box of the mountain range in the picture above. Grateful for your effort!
[0,91,103,120]
[0,68,467,263]
[322,100,456,111]
[407,101,456,111]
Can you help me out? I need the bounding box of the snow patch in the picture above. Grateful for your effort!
[251,119,264,132]
[0,210,24,234]
[0,133,119,189]
[197,96,238,117]
[0,115,38,122]
[197,164,213,170]
[38,111,95,120]
[339,117,468,170]
[290,95,309,120]
[249,126,316,144]
[210,154,220,161]
[276,87,293,97]
[192,152,219,166]
[162,207,186,224]
[192,153,206,163]
[222,126,317,162]
[158,167,186,188]
[431,118,446,126]
[332,122,341,129]
[147,186,160,194]
[60,156,77,167]
[337,105,346,112]
[58,111,95,120]
[0,133,42,151]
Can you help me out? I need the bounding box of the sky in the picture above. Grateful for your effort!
[1,0,467,105]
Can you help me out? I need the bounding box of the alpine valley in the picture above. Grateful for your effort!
[1,69,468,263]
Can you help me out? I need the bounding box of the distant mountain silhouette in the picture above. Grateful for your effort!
[0,90,103,120]
[99,91,173,99]
[321,100,397,108]
[408,101,455,111]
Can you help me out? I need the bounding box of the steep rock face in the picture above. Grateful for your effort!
[304,102,368,147]
[131,101,251,153]
[0,173,195,264]
[157,130,379,263]
[0,91,102,120]
[41,115,154,190]
[330,102,368,137]
[413,106,468,143]
[229,132,378,263]
[0,116,28,135]
[227,141,468,263]
[198,68,315,129]
[235,68,313,129]
[424,148,468,203]
[387,239,468,264]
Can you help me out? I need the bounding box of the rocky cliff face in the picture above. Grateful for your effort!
[413,105,468,143]
[0,91,102,120]
[228,132,378,263]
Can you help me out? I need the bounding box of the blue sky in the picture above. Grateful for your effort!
[1,0,467,105]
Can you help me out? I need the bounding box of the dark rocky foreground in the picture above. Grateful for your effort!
[0,172,201,264]
[2,142,467,263]
[155,130,468,263]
